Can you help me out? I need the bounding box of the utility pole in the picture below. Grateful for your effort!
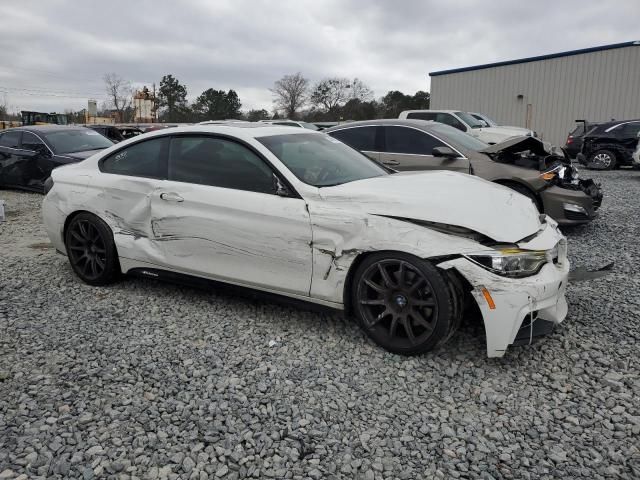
[152,83,157,123]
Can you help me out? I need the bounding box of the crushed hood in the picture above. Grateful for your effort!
[319,171,542,243]
[480,136,548,156]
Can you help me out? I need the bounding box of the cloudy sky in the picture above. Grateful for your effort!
[0,0,638,114]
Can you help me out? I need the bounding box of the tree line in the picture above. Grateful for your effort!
[102,72,430,123]
[1,72,430,124]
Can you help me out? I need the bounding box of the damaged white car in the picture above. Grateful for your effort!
[43,125,569,358]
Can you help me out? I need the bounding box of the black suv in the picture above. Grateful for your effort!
[565,120,601,158]
[577,119,640,169]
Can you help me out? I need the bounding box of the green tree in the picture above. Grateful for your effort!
[380,90,430,118]
[158,74,188,122]
[246,109,270,121]
[194,89,242,120]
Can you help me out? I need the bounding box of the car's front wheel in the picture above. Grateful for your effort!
[588,149,617,170]
[352,253,452,355]
[65,213,120,286]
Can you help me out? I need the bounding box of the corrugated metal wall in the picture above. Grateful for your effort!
[430,45,640,146]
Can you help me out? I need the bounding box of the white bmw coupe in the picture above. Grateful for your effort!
[43,124,569,357]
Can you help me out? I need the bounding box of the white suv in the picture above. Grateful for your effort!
[399,110,533,144]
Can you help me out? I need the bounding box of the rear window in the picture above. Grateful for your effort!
[0,130,22,148]
[44,129,113,154]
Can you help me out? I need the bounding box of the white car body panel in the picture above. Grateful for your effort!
[42,125,569,357]
[399,110,534,144]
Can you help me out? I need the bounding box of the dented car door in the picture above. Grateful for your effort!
[152,135,313,295]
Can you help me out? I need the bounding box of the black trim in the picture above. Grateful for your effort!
[127,267,340,314]
[429,41,640,77]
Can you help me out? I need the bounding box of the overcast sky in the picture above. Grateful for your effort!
[0,0,638,114]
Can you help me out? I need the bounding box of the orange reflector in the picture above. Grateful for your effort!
[481,287,496,310]
[540,172,556,181]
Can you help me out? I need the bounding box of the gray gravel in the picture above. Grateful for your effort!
[1,169,639,480]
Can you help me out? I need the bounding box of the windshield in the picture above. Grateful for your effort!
[44,129,114,154]
[258,133,387,187]
[455,112,486,129]
[429,123,489,151]
[471,113,498,127]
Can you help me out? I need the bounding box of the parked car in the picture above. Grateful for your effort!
[43,124,569,358]
[633,142,640,168]
[0,125,113,192]
[577,119,640,169]
[259,119,320,130]
[469,112,538,137]
[399,110,534,144]
[87,125,125,143]
[564,120,602,158]
[325,119,602,225]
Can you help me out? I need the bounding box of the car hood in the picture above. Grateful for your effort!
[480,126,531,136]
[319,171,541,243]
[479,136,548,156]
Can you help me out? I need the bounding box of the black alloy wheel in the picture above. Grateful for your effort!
[353,253,452,355]
[65,213,120,285]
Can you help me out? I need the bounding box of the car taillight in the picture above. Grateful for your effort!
[566,136,573,144]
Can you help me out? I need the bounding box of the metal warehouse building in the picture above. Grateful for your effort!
[429,41,640,146]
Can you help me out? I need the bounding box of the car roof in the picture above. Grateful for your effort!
[402,109,458,114]
[325,118,438,131]
[4,125,91,133]
[141,123,319,139]
[588,119,640,134]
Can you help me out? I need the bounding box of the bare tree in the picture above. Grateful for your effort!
[310,77,353,113]
[349,78,374,102]
[271,72,309,119]
[103,73,133,122]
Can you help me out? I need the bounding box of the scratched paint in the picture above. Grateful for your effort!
[42,125,570,358]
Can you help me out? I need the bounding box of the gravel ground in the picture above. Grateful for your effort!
[1,170,639,480]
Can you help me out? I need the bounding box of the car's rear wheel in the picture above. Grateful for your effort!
[352,253,452,355]
[588,149,617,170]
[65,213,120,286]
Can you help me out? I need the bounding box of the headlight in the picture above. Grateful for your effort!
[465,247,550,278]
[540,165,565,181]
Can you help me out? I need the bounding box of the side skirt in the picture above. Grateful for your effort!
[119,257,344,313]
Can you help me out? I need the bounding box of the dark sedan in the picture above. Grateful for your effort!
[0,125,113,192]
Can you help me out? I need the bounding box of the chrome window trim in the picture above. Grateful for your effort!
[331,124,468,160]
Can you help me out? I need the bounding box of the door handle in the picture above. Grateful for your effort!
[160,192,184,202]
[383,160,400,166]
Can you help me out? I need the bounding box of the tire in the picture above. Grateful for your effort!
[503,182,542,212]
[588,149,617,170]
[351,252,453,355]
[64,212,120,286]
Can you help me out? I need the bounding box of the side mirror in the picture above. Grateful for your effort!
[432,146,460,159]
[273,173,292,197]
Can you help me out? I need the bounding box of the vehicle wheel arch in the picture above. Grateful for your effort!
[63,210,118,252]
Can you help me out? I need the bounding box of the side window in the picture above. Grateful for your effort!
[406,112,437,121]
[0,131,22,148]
[21,132,47,153]
[384,126,444,155]
[168,136,275,194]
[437,114,466,132]
[329,127,378,151]
[101,137,168,178]
[622,122,640,137]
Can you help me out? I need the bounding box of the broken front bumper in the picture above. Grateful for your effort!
[541,180,602,225]
[438,228,569,358]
